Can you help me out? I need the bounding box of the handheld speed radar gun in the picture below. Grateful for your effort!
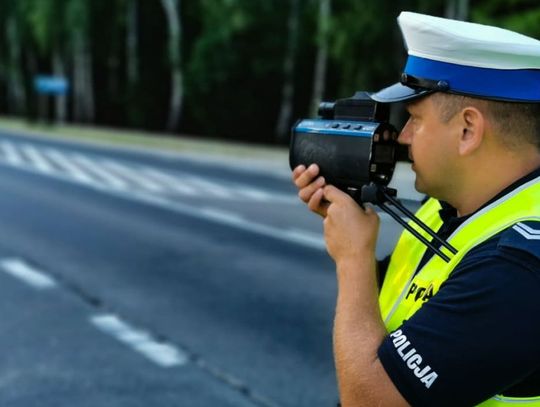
[289,91,457,262]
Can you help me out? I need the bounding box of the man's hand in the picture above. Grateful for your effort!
[322,185,380,265]
[292,164,328,217]
[292,164,380,263]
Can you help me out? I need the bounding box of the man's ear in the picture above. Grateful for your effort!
[458,106,485,156]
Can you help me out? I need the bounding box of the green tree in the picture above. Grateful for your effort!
[310,0,331,117]
[65,0,94,122]
[326,0,404,98]
[186,0,289,141]
[275,0,301,142]
[1,0,539,143]
[24,0,68,122]
[471,0,540,38]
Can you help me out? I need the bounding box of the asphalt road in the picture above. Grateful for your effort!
[0,128,415,406]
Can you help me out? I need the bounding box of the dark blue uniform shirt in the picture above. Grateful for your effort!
[378,168,540,407]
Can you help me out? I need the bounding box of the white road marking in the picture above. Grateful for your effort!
[0,145,329,250]
[141,168,198,196]
[44,149,95,183]
[22,144,55,173]
[100,160,166,192]
[103,189,324,250]
[0,142,299,203]
[71,154,129,189]
[145,167,296,203]
[0,141,23,166]
[232,186,298,204]
[235,187,272,201]
[283,228,326,249]
[185,175,233,199]
[0,258,56,289]
[199,207,246,224]
[90,314,188,368]
[197,206,325,249]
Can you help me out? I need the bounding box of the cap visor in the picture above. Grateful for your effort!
[370,82,433,103]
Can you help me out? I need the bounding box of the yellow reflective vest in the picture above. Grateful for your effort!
[379,178,540,406]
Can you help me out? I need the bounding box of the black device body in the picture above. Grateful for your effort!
[288,91,458,263]
[289,91,399,191]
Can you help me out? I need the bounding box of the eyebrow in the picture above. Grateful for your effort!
[405,99,421,114]
[406,99,421,109]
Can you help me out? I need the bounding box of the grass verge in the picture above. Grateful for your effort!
[0,116,288,161]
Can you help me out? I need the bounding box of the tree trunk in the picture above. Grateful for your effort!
[445,0,469,20]
[160,0,183,132]
[126,0,139,87]
[275,0,300,143]
[52,47,67,124]
[72,31,84,122]
[310,0,331,117]
[72,30,95,123]
[5,16,27,115]
[83,35,95,122]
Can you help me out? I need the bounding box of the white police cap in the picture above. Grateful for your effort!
[371,12,540,103]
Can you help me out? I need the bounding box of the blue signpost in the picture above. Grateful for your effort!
[34,75,69,96]
[34,75,69,123]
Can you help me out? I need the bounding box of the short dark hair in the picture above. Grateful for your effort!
[431,93,540,151]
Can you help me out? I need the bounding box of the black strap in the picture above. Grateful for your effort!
[400,73,450,92]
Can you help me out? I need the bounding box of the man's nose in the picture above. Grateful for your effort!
[397,118,413,144]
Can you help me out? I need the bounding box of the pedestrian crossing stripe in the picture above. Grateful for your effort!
[0,141,297,204]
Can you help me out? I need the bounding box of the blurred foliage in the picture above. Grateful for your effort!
[185,0,289,139]
[471,0,540,38]
[0,0,539,144]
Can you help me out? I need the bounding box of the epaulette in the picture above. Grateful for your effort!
[498,221,540,262]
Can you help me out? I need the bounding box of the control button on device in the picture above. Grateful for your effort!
[331,123,340,128]
[342,124,351,129]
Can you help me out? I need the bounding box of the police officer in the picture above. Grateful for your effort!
[292,12,540,407]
